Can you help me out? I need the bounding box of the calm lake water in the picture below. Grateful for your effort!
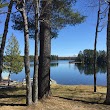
[8,60,107,86]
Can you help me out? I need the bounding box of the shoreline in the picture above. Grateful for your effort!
[0,78,107,88]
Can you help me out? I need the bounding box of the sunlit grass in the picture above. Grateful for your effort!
[51,84,107,103]
[0,84,109,110]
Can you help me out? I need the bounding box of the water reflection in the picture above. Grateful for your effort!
[29,62,59,67]
[51,62,59,67]
[75,63,107,75]
[9,60,107,85]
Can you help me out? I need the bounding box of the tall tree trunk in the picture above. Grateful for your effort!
[32,0,39,103]
[38,0,51,99]
[21,2,32,105]
[93,0,100,92]
[104,3,110,105]
[0,0,13,81]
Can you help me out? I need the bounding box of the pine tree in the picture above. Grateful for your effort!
[11,0,85,100]
[0,0,13,81]
[16,0,32,105]
[4,34,23,86]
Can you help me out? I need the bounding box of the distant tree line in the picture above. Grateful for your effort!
[30,55,77,61]
[4,55,76,62]
[51,55,58,61]
[75,49,106,65]
[30,55,59,62]
[58,57,76,60]
[4,55,59,62]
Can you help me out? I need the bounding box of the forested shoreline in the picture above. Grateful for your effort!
[76,49,107,65]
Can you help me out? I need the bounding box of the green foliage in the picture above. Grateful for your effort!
[4,34,23,73]
[51,55,58,60]
[11,0,85,38]
[0,0,8,11]
[52,0,85,28]
[0,0,8,23]
[76,49,107,65]
[0,0,8,8]
[83,49,94,64]
[97,50,107,65]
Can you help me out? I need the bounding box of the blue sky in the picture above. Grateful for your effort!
[51,22,106,57]
[0,1,107,57]
[51,0,107,57]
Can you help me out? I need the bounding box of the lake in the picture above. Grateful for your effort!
[7,60,107,86]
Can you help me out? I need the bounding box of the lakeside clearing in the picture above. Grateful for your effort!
[0,84,110,110]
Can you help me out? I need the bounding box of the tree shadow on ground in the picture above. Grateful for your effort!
[53,96,106,105]
[51,85,107,105]
[0,103,26,106]
[0,95,25,98]
[0,86,26,106]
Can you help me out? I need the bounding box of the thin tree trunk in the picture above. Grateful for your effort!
[104,3,110,105]
[93,0,100,92]
[32,0,39,103]
[38,0,51,99]
[0,73,2,81]
[21,3,32,105]
[0,0,13,82]
[8,71,11,86]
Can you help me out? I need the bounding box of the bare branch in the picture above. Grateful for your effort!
[98,21,107,32]
[99,5,108,14]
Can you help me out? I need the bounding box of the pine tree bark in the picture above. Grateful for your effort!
[105,3,110,105]
[20,2,32,105]
[0,0,13,81]
[32,0,39,103]
[38,0,52,99]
